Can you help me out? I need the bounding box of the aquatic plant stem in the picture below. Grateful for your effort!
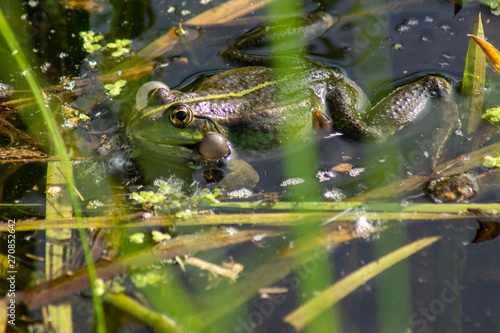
[103,293,185,333]
[0,8,106,333]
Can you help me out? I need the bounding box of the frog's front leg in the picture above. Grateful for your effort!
[327,75,458,164]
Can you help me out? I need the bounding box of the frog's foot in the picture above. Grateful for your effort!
[192,159,259,190]
[216,159,260,190]
[220,12,336,66]
[189,132,259,189]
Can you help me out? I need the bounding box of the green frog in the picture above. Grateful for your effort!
[126,13,456,189]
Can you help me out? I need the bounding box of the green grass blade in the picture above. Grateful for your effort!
[0,8,106,333]
[460,13,485,137]
[284,236,441,330]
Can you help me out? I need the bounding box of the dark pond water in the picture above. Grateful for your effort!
[1,0,500,332]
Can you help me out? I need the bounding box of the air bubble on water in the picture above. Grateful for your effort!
[424,16,434,23]
[58,52,68,59]
[226,227,237,236]
[400,199,409,207]
[396,24,410,33]
[167,6,175,13]
[397,18,418,31]
[439,62,450,68]
[21,70,29,76]
[280,178,305,187]
[442,53,455,60]
[40,62,51,73]
[21,14,28,20]
[354,215,373,238]
[63,80,76,91]
[181,9,191,16]
[252,234,266,242]
[28,0,39,7]
[420,35,430,42]
[227,188,253,198]
[88,200,104,209]
[440,24,452,33]
[316,170,335,182]
[348,167,365,177]
[401,18,419,27]
[423,150,429,158]
[200,0,212,4]
[11,50,18,55]
[323,188,345,201]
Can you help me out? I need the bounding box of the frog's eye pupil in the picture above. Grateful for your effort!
[168,104,193,127]
[175,110,187,121]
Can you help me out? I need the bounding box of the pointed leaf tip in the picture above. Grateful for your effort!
[469,34,500,76]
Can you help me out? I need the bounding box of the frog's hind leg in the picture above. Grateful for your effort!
[325,78,385,142]
[220,13,336,66]
[365,76,458,169]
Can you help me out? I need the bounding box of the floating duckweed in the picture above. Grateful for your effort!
[131,271,163,288]
[394,43,403,50]
[94,279,107,296]
[79,113,91,121]
[175,208,194,219]
[483,155,500,168]
[130,176,220,214]
[79,30,103,53]
[152,231,171,243]
[131,191,164,204]
[130,233,145,244]
[60,105,91,128]
[104,79,126,96]
[106,39,131,58]
[482,106,500,123]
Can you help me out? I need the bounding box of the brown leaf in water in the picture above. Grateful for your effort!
[472,221,500,243]
[331,163,353,172]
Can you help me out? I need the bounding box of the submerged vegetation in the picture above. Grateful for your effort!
[1,0,500,332]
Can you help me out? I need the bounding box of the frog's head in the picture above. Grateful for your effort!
[127,81,230,163]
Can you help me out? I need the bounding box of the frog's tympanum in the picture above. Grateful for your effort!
[126,13,457,190]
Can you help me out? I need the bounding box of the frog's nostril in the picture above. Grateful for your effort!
[197,132,229,161]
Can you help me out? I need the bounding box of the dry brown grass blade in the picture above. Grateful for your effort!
[186,0,276,25]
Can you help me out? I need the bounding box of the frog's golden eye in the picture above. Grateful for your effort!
[168,104,193,127]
